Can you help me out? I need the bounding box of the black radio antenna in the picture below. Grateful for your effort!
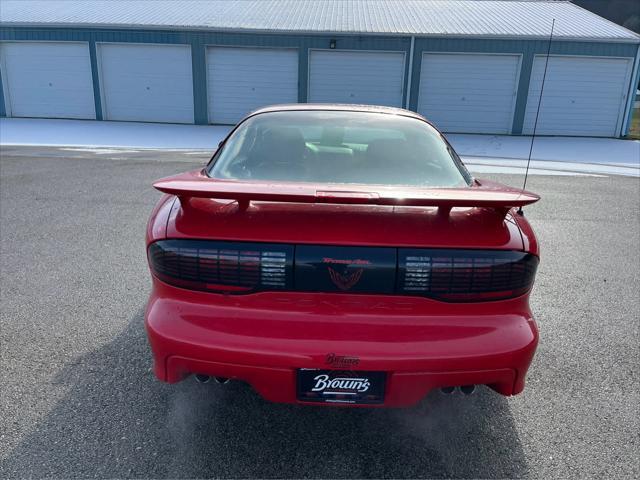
[519,18,555,214]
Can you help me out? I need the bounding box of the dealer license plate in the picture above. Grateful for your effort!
[297,369,386,404]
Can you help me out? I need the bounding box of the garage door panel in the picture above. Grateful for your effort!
[102,48,191,68]
[11,58,87,72]
[523,56,632,137]
[7,100,88,118]
[308,50,405,107]
[429,79,517,88]
[1,42,96,119]
[14,88,88,103]
[207,47,298,125]
[13,74,92,91]
[107,106,193,119]
[418,53,520,134]
[99,43,194,123]
[104,93,193,110]
[105,79,192,97]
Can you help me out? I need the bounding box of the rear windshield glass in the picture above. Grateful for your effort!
[207,110,471,187]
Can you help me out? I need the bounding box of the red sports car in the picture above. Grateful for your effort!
[145,104,540,407]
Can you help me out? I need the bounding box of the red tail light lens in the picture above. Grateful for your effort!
[148,240,293,293]
[399,249,538,301]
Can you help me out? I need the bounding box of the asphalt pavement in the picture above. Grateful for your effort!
[0,147,638,479]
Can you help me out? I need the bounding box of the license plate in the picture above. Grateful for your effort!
[297,369,386,404]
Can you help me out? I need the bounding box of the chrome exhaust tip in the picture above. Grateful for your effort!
[214,377,230,385]
[459,384,476,395]
[440,386,455,395]
[194,374,210,384]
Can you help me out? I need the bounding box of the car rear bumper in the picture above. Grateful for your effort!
[145,281,538,407]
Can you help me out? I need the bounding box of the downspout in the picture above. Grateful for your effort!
[405,36,415,110]
[620,43,640,137]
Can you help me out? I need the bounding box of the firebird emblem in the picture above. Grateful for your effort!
[328,267,363,291]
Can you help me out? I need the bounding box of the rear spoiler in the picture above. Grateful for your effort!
[154,170,539,216]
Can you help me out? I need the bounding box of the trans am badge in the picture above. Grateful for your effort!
[322,257,370,291]
[327,266,363,290]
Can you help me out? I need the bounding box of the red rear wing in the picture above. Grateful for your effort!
[153,170,539,214]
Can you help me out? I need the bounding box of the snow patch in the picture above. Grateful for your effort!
[1,117,638,177]
[448,134,640,167]
[462,156,638,177]
[0,118,227,150]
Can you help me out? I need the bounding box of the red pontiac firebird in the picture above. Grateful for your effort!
[145,104,540,407]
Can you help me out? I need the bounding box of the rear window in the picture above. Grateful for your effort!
[207,110,471,187]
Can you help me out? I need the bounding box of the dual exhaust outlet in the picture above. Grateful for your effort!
[440,385,476,396]
[196,374,475,396]
[194,374,229,385]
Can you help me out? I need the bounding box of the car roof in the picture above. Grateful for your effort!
[247,103,428,122]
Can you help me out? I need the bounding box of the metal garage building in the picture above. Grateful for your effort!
[1,0,639,137]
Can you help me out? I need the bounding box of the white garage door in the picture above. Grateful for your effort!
[308,50,405,107]
[523,56,633,137]
[0,42,95,119]
[207,47,298,124]
[98,43,194,123]
[417,53,521,134]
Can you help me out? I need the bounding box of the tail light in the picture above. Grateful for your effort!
[148,240,293,293]
[148,240,537,301]
[399,249,538,301]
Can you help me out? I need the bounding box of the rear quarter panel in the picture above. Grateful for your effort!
[512,212,540,256]
[146,195,176,245]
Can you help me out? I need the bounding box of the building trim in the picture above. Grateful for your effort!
[405,37,415,109]
[0,43,11,116]
[88,40,103,119]
[621,44,640,137]
[2,22,639,44]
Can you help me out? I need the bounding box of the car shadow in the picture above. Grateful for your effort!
[1,310,528,479]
